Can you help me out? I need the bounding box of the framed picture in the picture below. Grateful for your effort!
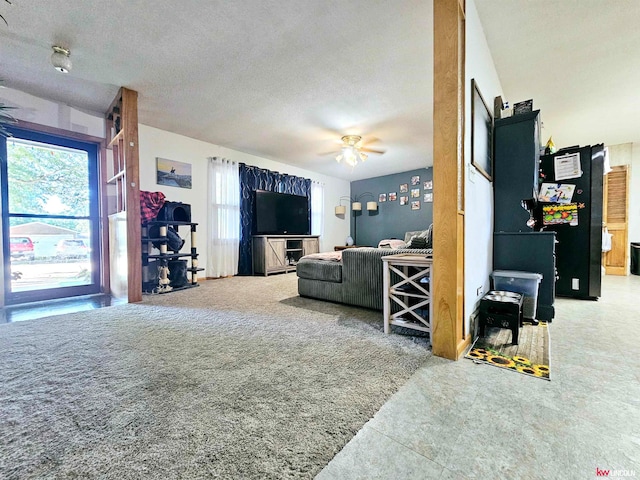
[400,183,408,193]
[424,193,433,202]
[423,180,432,190]
[400,196,408,206]
[411,188,420,198]
[379,193,387,202]
[411,175,420,186]
[411,201,420,210]
[471,79,493,182]
[388,192,397,201]
[156,158,193,189]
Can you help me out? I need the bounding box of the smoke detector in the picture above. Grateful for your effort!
[51,46,72,73]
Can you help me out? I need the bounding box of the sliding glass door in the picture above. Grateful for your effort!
[1,127,101,304]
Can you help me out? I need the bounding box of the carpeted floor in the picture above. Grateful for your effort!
[0,274,430,479]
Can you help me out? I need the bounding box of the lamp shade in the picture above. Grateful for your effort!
[335,205,346,215]
[352,202,362,211]
[366,201,378,211]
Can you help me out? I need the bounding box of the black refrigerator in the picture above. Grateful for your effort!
[538,145,604,299]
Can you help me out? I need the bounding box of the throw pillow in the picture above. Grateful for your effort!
[423,224,433,248]
[407,236,427,249]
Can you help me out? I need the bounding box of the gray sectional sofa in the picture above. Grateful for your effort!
[296,229,433,311]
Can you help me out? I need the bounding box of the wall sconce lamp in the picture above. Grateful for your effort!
[334,204,347,215]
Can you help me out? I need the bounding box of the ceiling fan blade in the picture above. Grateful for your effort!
[318,149,341,156]
[360,147,386,154]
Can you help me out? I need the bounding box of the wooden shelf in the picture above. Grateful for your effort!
[107,170,125,185]
[104,87,141,303]
[107,129,124,148]
[390,318,431,333]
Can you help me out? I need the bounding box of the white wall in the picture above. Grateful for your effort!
[607,142,640,246]
[632,143,640,244]
[464,0,505,335]
[138,124,350,277]
[0,87,105,137]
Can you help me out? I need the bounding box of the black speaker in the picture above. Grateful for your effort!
[158,202,191,223]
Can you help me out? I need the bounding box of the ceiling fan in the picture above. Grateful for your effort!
[322,135,386,167]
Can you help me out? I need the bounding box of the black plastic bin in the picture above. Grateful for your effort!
[631,243,640,276]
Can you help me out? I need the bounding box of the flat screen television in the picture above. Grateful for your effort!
[254,190,310,235]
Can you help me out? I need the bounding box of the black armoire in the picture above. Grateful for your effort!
[493,110,556,321]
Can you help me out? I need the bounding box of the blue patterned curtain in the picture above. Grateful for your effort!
[238,164,312,275]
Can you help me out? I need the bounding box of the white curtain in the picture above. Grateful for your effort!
[207,157,240,277]
[311,181,324,237]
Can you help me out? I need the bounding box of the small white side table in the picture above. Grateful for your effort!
[382,253,433,338]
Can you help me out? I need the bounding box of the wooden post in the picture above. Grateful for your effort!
[106,87,142,303]
[432,0,466,359]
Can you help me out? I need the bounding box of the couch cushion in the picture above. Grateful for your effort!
[404,225,433,248]
[296,258,342,283]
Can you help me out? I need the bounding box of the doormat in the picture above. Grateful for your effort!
[465,322,550,380]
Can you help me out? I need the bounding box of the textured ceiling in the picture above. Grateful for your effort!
[0,0,432,181]
[1,1,637,183]
[475,0,640,149]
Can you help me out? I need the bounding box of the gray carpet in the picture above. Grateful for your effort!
[0,274,430,479]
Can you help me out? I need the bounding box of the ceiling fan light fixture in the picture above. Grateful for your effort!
[333,135,375,167]
[51,46,72,73]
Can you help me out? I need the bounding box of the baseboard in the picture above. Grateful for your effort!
[456,335,472,359]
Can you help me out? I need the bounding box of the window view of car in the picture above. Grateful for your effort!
[56,239,89,258]
[10,236,35,261]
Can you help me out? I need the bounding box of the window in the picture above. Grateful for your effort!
[311,181,324,236]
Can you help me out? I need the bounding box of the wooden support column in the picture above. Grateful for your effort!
[122,89,142,302]
[432,0,465,359]
[105,87,142,303]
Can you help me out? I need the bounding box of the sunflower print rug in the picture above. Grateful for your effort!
[465,322,550,380]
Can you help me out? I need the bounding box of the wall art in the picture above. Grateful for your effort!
[156,158,192,189]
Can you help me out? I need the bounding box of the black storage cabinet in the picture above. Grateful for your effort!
[493,111,540,233]
[493,110,555,321]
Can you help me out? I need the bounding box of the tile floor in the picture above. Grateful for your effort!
[317,274,640,480]
[0,294,124,323]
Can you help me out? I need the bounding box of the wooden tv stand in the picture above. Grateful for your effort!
[252,235,320,276]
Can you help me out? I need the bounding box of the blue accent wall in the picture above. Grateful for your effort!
[349,168,433,246]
